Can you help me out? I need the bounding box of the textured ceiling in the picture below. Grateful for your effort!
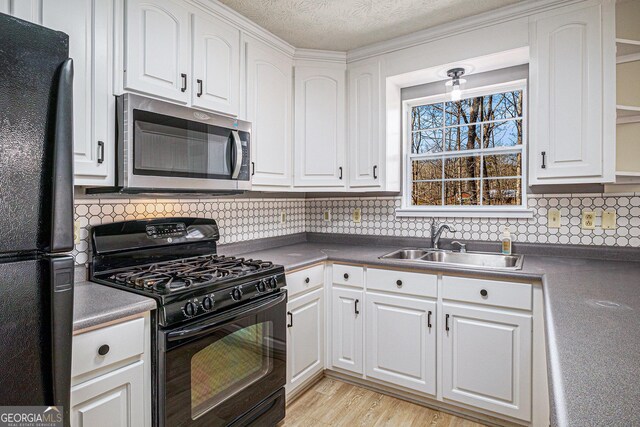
[219,0,523,51]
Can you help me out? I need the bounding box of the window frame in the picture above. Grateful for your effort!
[398,79,534,219]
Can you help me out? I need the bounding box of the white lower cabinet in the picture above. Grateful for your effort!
[365,292,436,395]
[70,361,145,427]
[331,287,363,374]
[442,303,532,421]
[286,288,324,396]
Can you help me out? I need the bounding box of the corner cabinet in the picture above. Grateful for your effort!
[294,63,347,188]
[529,0,616,184]
[245,35,294,188]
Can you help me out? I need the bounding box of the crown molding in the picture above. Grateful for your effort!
[346,0,586,63]
[293,48,347,64]
[192,0,296,57]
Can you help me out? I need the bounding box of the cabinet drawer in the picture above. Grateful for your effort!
[442,276,532,311]
[72,318,145,378]
[367,268,437,298]
[286,264,324,298]
[332,264,364,288]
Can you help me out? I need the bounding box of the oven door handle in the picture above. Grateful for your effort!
[231,130,242,179]
[167,292,286,342]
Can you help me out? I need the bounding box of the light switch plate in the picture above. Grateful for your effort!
[601,210,617,229]
[548,208,561,228]
[581,210,596,230]
[352,208,362,223]
[323,210,331,222]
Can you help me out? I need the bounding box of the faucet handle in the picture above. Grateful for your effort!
[451,241,467,253]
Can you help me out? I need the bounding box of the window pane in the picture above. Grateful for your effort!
[483,90,523,121]
[445,97,483,126]
[483,178,522,206]
[411,104,444,130]
[483,119,522,148]
[484,153,521,178]
[411,130,442,154]
[444,180,481,205]
[412,158,442,181]
[445,125,481,151]
[412,182,442,206]
[444,156,481,179]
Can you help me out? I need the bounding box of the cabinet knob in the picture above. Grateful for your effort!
[480,289,488,297]
[98,344,110,356]
[396,280,403,287]
[305,277,310,284]
[343,273,349,280]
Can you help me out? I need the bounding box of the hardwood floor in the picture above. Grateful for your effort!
[279,378,488,427]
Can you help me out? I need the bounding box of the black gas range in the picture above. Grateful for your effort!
[90,218,287,427]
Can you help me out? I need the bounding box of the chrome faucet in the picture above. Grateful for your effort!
[430,221,456,249]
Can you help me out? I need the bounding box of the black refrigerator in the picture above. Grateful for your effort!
[0,13,75,426]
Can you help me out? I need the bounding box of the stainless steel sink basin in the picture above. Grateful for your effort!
[379,248,524,270]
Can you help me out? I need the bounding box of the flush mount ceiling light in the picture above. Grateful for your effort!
[445,68,466,101]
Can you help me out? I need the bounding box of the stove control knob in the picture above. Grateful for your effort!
[202,296,214,311]
[231,287,243,301]
[257,280,266,293]
[184,302,197,317]
[267,277,278,289]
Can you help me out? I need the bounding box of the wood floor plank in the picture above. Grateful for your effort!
[279,379,487,427]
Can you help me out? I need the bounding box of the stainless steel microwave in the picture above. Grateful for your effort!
[114,94,251,192]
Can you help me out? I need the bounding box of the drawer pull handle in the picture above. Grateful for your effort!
[305,277,310,284]
[287,311,293,328]
[445,314,450,332]
[98,344,110,356]
[480,289,488,297]
[343,273,349,280]
[181,73,187,92]
[355,299,360,315]
[427,311,432,329]
[396,280,402,287]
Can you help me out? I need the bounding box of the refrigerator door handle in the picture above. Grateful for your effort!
[49,256,74,427]
[50,58,74,253]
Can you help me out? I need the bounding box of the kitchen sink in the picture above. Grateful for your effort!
[379,248,524,270]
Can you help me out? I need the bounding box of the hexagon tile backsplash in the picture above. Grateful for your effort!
[73,192,640,265]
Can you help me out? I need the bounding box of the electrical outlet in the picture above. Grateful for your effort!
[581,210,596,230]
[352,208,362,223]
[280,211,286,224]
[602,210,617,230]
[323,210,331,222]
[73,220,80,244]
[548,208,561,228]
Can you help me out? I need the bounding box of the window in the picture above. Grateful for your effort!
[400,81,531,218]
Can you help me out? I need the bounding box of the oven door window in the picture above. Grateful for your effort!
[191,322,272,419]
[133,110,232,179]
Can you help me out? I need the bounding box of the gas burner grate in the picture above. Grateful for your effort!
[106,254,274,294]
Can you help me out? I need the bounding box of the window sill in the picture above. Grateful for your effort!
[396,207,535,219]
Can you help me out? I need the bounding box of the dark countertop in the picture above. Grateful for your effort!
[73,280,156,332]
[225,241,640,427]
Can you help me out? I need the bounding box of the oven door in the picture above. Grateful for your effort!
[161,291,286,427]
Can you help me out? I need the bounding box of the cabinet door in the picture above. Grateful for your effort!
[191,13,239,116]
[294,66,346,188]
[530,2,614,183]
[71,361,145,427]
[125,0,190,103]
[0,0,42,23]
[348,61,381,188]
[286,288,324,396]
[331,287,363,374]
[442,303,532,421]
[43,0,114,185]
[365,292,436,395]
[245,36,293,187]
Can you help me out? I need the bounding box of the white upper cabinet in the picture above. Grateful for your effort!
[294,64,347,188]
[191,13,240,116]
[245,35,293,187]
[42,0,114,185]
[124,0,190,103]
[0,0,42,23]
[529,0,616,184]
[348,60,381,188]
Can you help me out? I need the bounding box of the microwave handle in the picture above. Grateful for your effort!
[231,130,242,179]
